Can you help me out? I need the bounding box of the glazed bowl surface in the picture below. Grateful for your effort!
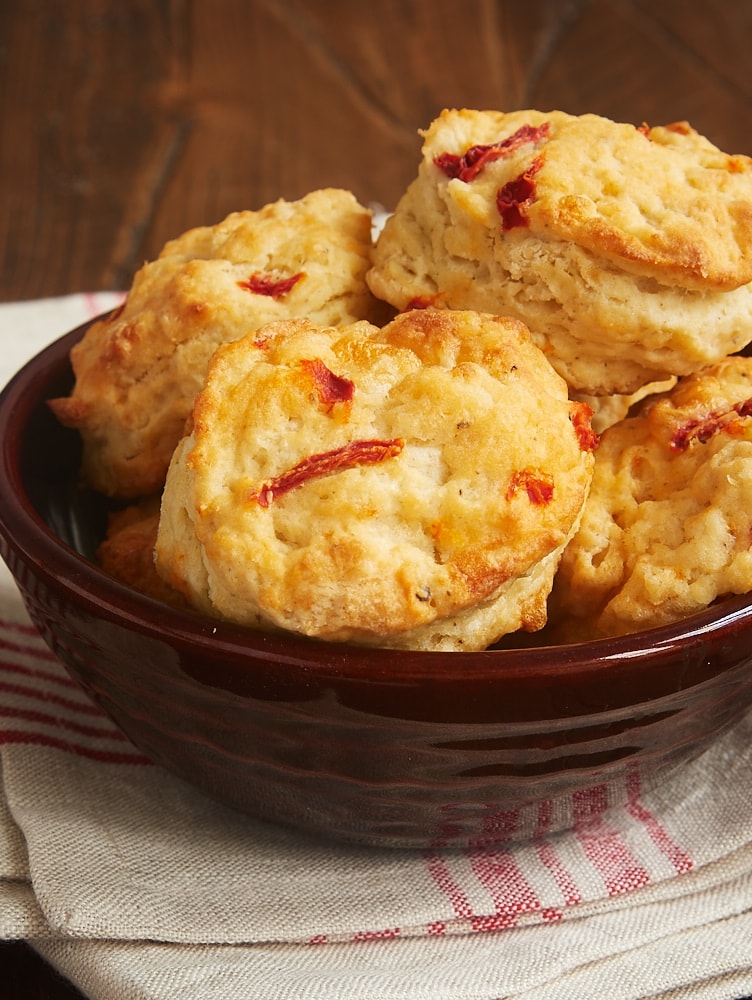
[3,320,752,849]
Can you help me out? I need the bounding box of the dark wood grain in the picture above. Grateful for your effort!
[3,0,752,304]
[2,1,752,995]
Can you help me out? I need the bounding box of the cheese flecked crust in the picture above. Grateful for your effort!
[367,109,752,395]
[49,189,384,498]
[549,356,752,639]
[155,309,596,650]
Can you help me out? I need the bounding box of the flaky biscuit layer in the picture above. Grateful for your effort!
[367,109,752,395]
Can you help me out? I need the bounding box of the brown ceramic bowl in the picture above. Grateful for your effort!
[3,320,752,849]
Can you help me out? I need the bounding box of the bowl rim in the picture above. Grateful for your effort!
[3,319,752,684]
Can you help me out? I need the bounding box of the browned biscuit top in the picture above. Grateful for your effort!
[425,108,752,290]
[367,109,752,396]
[155,309,596,648]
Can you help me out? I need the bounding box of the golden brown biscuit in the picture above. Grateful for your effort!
[573,377,677,435]
[50,189,385,498]
[155,309,596,650]
[549,356,752,639]
[97,497,187,607]
[367,109,752,395]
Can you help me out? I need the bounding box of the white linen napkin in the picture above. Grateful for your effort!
[2,294,752,999]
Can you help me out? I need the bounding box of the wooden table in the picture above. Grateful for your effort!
[1,1,752,996]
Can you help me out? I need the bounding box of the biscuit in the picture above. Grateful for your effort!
[155,309,596,650]
[50,189,385,498]
[97,497,187,607]
[549,356,752,639]
[573,377,676,435]
[367,109,752,395]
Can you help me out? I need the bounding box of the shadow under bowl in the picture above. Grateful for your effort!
[2,320,752,848]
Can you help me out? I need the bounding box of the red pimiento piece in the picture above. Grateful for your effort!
[669,398,752,452]
[300,358,355,408]
[570,401,599,452]
[664,121,693,136]
[433,123,550,183]
[403,293,442,310]
[238,270,304,298]
[250,438,405,508]
[496,156,544,230]
[505,469,555,505]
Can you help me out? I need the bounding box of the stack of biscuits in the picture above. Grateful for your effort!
[50,109,752,648]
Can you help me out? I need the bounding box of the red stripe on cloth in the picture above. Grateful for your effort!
[535,840,582,906]
[0,656,80,690]
[468,808,542,928]
[351,927,401,941]
[472,804,520,848]
[534,798,582,909]
[424,852,475,920]
[428,808,553,930]
[534,840,582,910]
[0,677,106,717]
[573,784,651,895]
[626,768,693,874]
[0,618,40,637]
[82,291,125,317]
[0,703,128,741]
[0,729,152,765]
[83,292,105,318]
[469,848,542,929]
[84,292,100,317]
[0,635,60,664]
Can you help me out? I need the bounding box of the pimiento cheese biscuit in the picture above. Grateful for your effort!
[549,356,752,640]
[367,108,752,395]
[50,189,385,498]
[155,309,596,650]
